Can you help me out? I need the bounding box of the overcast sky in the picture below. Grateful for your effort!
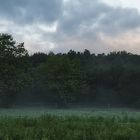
[0,0,140,54]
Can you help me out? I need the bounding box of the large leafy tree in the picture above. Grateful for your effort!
[38,56,88,107]
[0,34,29,106]
[0,34,27,58]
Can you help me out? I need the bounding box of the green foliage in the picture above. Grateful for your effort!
[0,34,30,106]
[0,33,28,58]
[2,33,140,108]
[37,56,88,106]
[0,115,139,139]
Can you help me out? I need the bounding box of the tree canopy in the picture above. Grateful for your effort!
[1,34,140,108]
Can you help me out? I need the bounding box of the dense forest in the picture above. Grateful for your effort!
[1,33,140,108]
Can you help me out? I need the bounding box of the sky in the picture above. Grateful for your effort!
[0,0,140,54]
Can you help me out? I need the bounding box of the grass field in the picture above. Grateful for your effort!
[0,115,140,139]
[0,107,140,139]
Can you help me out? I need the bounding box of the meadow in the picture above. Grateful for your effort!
[0,108,140,139]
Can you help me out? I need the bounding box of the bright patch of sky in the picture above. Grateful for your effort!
[101,0,140,12]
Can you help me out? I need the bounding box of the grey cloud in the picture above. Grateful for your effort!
[99,8,140,35]
[57,0,140,38]
[0,0,63,24]
[0,0,140,35]
[0,0,140,54]
[57,0,111,35]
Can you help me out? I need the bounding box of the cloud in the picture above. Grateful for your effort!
[0,0,63,24]
[57,0,140,37]
[0,0,140,54]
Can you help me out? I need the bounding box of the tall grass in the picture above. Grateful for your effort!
[0,115,140,139]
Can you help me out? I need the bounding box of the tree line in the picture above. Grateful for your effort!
[0,33,140,108]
